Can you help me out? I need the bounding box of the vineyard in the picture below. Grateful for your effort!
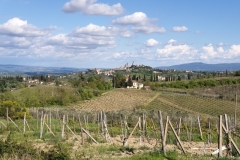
[1,85,240,159]
[71,89,157,111]
[145,93,238,117]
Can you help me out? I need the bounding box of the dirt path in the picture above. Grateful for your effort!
[143,92,161,107]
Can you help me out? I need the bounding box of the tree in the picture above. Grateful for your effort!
[143,75,146,81]
[114,74,126,88]
[188,73,191,80]
[0,100,21,117]
[178,75,181,81]
[126,75,133,87]
[150,74,153,82]
[79,73,85,81]
[112,76,115,88]
[235,70,240,76]
[156,74,158,81]
[132,75,136,80]
[154,74,158,81]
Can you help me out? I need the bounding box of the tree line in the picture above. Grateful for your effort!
[150,78,240,90]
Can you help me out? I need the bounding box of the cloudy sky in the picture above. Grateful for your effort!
[0,0,240,68]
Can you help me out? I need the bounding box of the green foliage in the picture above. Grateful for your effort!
[235,70,240,76]
[12,107,32,120]
[113,73,127,88]
[0,76,24,93]
[126,75,133,87]
[120,146,135,153]
[0,73,112,108]
[0,133,71,160]
[0,100,21,117]
[0,101,32,120]
[42,143,70,160]
[151,77,240,90]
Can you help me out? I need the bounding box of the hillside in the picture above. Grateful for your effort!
[0,64,87,76]
[157,62,240,71]
[70,87,239,119]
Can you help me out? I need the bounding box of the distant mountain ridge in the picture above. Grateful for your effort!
[156,62,240,71]
[0,64,87,76]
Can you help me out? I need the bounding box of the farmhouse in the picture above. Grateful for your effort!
[158,76,166,81]
[127,80,144,89]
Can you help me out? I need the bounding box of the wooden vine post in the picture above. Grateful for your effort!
[208,119,212,144]
[198,116,203,140]
[178,118,182,136]
[138,117,142,146]
[158,111,166,155]
[36,108,39,129]
[78,114,84,145]
[168,119,186,154]
[163,116,169,155]
[6,107,9,130]
[235,93,237,128]
[62,115,65,139]
[40,111,44,138]
[123,119,140,147]
[142,113,145,142]
[221,114,240,156]
[23,112,26,134]
[162,116,186,155]
[218,115,223,157]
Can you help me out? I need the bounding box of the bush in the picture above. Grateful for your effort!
[0,100,21,117]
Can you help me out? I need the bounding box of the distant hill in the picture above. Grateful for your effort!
[156,62,240,71]
[0,64,87,76]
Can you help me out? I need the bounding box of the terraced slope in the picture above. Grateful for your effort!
[72,89,157,111]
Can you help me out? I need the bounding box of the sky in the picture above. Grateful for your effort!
[0,0,240,68]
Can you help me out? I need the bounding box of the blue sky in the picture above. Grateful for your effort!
[0,0,240,68]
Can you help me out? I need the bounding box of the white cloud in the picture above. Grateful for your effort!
[71,23,133,38]
[145,39,159,47]
[48,34,68,45]
[72,23,116,37]
[156,39,198,60]
[112,12,149,25]
[112,12,166,34]
[217,47,224,53]
[200,44,240,61]
[133,25,166,34]
[201,43,217,59]
[0,36,31,48]
[218,42,228,47]
[62,0,124,16]
[119,30,134,38]
[0,18,49,37]
[113,51,139,59]
[47,33,116,50]
[228,45,240,57]
[172,26,188,32]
